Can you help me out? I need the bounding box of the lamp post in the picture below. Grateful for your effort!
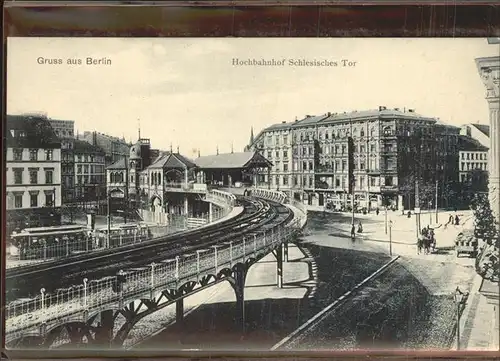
[385,206,388,234]
[429,200,433,225]
[389,220,393,256]
[106,190,111,249]
[454,286,465,350]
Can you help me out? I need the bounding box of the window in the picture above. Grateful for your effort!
[84,155,89,162]
[283,163,289,172]
[29,149,38,161]
[370,144,376,153]
[342,160,347,172]
[30,193,38,207]
[360,177,365,189]
[84,165,89,173]
[360,129,365,137]
[14,194,23,208]
[360,161,365,170]
[275,161,281,171]
[77,175,82,184]
[385,176,393,186]
[29,169,38,184]
[283,150,288,159]
[267,151,272,158]
[45,169,53,184]
[309,177,313,187]
[45,149,53,160]
[342,145,346,154]
[283,176,288,185]
[309,161,313,170]
[283,135,288,144]
[13,148,23,161]
[335,145,339,154]
[461,162,465,171]
[360,145,365,153]
[303,161,307,171]
[335,178,340,187]
[370,177,376,186]
[45,193,53,207]
[12,167,23,184]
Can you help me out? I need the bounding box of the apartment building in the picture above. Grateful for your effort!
[248,106,460,210]
[6,114,62,231]
[458,135,489,186]
[49,119,75,138]
[82,131,131,166]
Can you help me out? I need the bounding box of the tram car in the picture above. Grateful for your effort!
[94,223,153,249]
[9,225,90,260]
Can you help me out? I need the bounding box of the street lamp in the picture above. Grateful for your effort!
[454,286,466,350]
[389,220,393,256]
[429,200,433,225]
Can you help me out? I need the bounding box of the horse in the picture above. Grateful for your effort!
[417,234,435,255]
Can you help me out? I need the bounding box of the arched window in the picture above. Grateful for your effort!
[370,127,376,137]
[360,129,365,137]
[119,172,124,183]
[158,172,161,185]
[383,126,393,136]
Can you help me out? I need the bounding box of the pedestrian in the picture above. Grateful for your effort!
[455,214,460,226]
[407,211,411,218]
[357,221,363,233]
[376,208,380,216]
[351,224,356,239]
[449,214,454,225]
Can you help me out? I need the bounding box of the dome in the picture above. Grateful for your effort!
[129,141,142,160]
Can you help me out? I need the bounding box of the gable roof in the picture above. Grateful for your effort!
[71,138,105,154]
[195,152,272,169]
[107,157,128,170]
[458,135,489,152]
[148,153,196,169]
[471,123,490,137]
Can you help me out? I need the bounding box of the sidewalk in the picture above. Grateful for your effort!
[453,273,500,351]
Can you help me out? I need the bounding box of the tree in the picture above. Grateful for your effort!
[470,194,499,283]
[470,194,498,242]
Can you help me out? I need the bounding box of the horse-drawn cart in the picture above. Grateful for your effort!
[455,229,478,258]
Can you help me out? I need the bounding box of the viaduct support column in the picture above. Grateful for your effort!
[232,265,247,334]
[275,244,283,288]
[95,310,114,347]
[476,55,500,226]
[283,242,289,262]
[209,202,213,223]
[176,298,184,324]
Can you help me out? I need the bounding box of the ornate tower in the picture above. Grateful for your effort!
[129,141,142,209]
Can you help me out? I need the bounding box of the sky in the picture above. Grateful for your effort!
[7,37,499,159]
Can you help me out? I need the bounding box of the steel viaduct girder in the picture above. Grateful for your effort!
[7,241,290,349]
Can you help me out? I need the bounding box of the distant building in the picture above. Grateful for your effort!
[6,114,62,231]
[460,123,490,149]
[247,106,460,210]
[60,137,106,208]
[82,131,131,166]
[49,119,75,138]
[458,135,489,186]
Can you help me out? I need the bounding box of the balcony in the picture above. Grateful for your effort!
[380,150,397,156]
[380,185,398,193]
[163,182,207,194]
[366,168,382,175]
[315,166,335,174]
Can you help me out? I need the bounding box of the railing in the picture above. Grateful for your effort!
[249,188,287,204]
[7,191,236,270]
[5,217,302,340]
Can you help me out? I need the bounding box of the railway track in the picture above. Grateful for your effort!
[271,255,400,350]
[6,197,292,303]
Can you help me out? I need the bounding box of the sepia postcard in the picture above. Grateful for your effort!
[3,37,500,352]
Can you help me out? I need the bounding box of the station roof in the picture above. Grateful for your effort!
[147,152,196,170]
[194,151,272,169]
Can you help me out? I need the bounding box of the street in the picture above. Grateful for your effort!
[131,210,477,350]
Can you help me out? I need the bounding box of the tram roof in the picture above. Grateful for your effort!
[194,151,273,170]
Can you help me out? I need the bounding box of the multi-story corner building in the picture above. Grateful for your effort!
[49,119,75,138]
[60,138,106,208]
[458,135,489,185]
[82,131,131,167]
[248,106,460,211]
[6,114,62,232]
[73,139,106,209]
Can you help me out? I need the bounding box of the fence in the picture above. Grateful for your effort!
[7,190,236,270]
[250,188,288,204]
[5,216,303,339]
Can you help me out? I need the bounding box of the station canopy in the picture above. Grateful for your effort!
[194,151,272,170]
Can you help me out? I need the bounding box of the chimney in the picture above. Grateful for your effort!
[327,112,331,116]
[394,107,400,111]
[282,121,286,124]
[409,109,415,113]
[93,131,97,145]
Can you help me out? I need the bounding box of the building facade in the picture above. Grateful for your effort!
[6,114,62,232]
[82,131,131,167]
[460,123,490,149]
[49,119,75,138]
[248,107,460,210]
[458,135,489,184]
